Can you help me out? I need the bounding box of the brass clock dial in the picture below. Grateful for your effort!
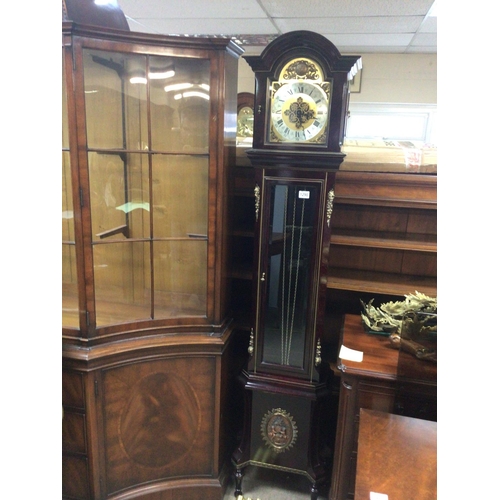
[270,81,329,143]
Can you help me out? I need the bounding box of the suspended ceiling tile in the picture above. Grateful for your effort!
[125,17,158,34]
[274,16,426,34]
[132,17,278,35]
[419,16,438,33]
[119,0,267,18]
[116,0,437,54]
[324,33,414,47]
[406,46,437,53]
[411,33,438,46]
[339,45,409,54]
[260,0,435,17]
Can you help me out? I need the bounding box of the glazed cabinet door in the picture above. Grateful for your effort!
[253,175,326,381]
[62,28,242,339]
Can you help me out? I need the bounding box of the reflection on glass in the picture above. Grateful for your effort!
[88,152,150,241]
[262,184,319,368]
[62,57,79,328]
[81,48,211,327]
[94,242,152,326]
[152,155,208,238]
[237,105,254,144]
[83,50,148,150]
[153,241,207,318]
[151,57,210,152]
[62,54,69,149]
[63,151,79,328]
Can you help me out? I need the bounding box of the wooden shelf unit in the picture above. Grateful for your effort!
[328,171,437,298]
[228,152,255,329]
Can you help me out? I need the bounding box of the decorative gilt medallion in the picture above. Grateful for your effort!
[285,96,316,130]
[280,58,322,81]
[260,408,298,453]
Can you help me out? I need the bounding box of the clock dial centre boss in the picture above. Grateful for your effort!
[268,58,330,144]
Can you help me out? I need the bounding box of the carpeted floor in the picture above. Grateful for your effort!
[223,466,330,500]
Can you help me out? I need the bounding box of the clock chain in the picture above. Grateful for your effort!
[280,186,306,366]
[280,186,289,365]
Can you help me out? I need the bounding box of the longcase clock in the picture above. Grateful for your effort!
[231,31,361,500]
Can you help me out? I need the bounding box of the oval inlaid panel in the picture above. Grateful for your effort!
[261,408,298,453]
[119,371,200,468]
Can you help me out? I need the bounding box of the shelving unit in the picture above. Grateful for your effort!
[328,170,437,298]
[228,150,255,329]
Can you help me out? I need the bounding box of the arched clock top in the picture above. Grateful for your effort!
[245,30,361,81]
[244,30,361,153]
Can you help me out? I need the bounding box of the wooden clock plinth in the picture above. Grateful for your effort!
[233,371,335,500]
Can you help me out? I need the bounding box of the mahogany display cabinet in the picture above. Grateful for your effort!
[62,18,243,500]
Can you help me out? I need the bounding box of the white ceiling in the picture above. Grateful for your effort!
[118,0,437,55]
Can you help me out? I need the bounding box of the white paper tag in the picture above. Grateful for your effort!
[370,493,388,500]
[298,190,310,199]
[339,345,364,362]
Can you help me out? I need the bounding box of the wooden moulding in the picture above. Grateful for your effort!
[333,171,437,208]
[62,325,234,371]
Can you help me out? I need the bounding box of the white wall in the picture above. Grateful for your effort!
[238,53,437,105]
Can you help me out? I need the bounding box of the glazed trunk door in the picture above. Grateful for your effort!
[255,177,323,380]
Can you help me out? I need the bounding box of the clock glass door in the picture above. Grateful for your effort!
[257,179,322,376]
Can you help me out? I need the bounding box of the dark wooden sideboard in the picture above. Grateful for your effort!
[329,314,437,500]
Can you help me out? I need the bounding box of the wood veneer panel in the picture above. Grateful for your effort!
[62,411,87,454]
[329,246,404,274]
[62,455,90,500]
[331,205,409,232]
[102,356,217,495]
[62,369,85,409]
[407,210,437,235]
[401,251,437,277]
[355,410,437,500]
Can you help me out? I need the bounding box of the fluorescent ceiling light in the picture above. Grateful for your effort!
[130,76,147,84]
[149,70,175,79]
[428,1,437,17]
[165,83,194,92]
[94,0,118,6]
[183,91,210,100]
[174,91,210,100]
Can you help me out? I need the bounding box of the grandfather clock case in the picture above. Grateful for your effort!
[232,31,361,499]
[62,3,243,499]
